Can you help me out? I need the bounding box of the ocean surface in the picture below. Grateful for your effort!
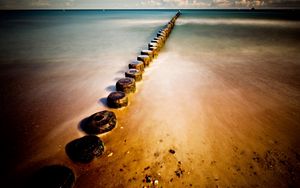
[1,10,300,187]
[0,10,300,62]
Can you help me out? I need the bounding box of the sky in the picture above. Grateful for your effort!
[0,0,299,9]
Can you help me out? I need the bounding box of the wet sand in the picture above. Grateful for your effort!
[74,48,300,187]
[1,26,300,188]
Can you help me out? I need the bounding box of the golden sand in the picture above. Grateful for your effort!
[3,29,300,188]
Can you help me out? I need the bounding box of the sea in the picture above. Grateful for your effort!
[1,10,300,63]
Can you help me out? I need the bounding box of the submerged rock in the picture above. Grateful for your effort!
[116,77,136,94]
[82,110,117,134]
[107,91,128,108]
[66,135,105,163]
[26,165,75,188]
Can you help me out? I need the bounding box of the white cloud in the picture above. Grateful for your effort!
[192,0,210,6]
[141,0,210,8]
[163,0,189,6]
[30,0,50,7]
[233,0,265,7]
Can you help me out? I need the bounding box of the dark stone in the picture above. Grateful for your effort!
[141,49,154,59]
[145,175,152,183]
[175,170,181,177]
[129,60,144,72]
[65,135,104,163]
[116,77,136,94]
[154,36,165,43]
[151,39,161,44]
[157,32,167,38]
[175,167,184,178]
[125,69,142,81]
[168,21,175,28]
[137,55,151,67]
[169,149,176,154]
[159,29,169,37]
[81,110,117,134]
[151,39,163,48]
[148,47,158,57]
[148,42,159,49]
[107,91,128,108]
[26,165,75,188]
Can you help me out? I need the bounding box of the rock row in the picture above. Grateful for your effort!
[29,11,181,188]
[107,11,181,108]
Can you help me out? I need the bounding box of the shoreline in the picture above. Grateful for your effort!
[3,48,300,187]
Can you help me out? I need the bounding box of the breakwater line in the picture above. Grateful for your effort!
[26,11,181,188]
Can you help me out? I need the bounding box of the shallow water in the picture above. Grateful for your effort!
[0,10,300,187]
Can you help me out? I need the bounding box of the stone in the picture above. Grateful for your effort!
[148,46,158,57]
[129,60,144,72]
[154,36,165,43]
[145,175,152,183]
[65,135,105,163]
[141,49,154,59]
[137,55,151,67]
[107,91,128,108]
[151,39,163,48]
[116,77,136,94]
[26,165,75,188]
[125,69,142,81]
[157,32,167,38]
[159,29,169,37]
[148,42,159,50]
[82,110,117,134]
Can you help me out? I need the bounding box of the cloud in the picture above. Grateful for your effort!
[211,0,233,7]
[163,0,188,6]
[29,0,50,7]
[141,0,211,8]
[0,0,77,9]
[233,0,265,7]
[192,0,212,6]
[263,0,300,7]
[143,0,163,7]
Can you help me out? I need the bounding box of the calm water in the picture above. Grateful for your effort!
[1,10,300,187]
[0,10,299,63]
[0,10,174,62]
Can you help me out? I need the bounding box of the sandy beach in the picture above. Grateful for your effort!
[1,10,300,187]
[74,41,300,187]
